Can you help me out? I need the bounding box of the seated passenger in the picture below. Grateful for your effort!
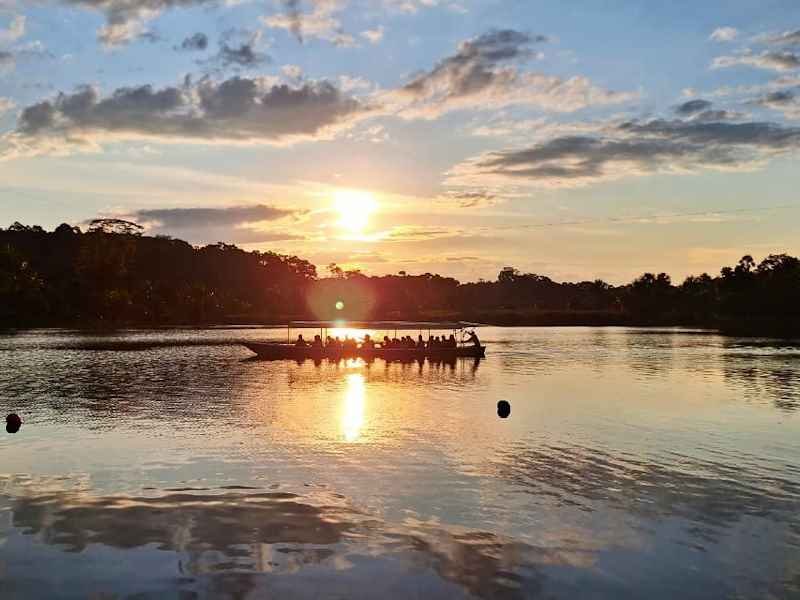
[295,334,307,347]
[383,335,391,348]
[312,335,323,348]
[417,335,425,348]
[448,334,457,348]
[362,334,375,349]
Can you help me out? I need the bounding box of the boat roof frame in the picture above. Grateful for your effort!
[287,320,483,330]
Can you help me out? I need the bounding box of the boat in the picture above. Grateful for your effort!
[242,321,486,361]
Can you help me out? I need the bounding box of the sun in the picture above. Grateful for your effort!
[333,189,377,233]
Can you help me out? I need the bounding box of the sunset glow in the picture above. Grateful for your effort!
[334,190,378,235]
[0,2,799,283]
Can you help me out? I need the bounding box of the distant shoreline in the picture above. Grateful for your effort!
[2,313,797,338]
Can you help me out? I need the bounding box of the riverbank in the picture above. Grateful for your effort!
[2,311,798,337]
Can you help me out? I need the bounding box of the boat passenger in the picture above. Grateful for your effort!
[362,334,375,350]
[392,337,400,348]
[448,334,457,348]
[295,334,307,347]
[312,335,323,348]
[466,330,481,347]
[383,335,391,348]
[417,335,425,348]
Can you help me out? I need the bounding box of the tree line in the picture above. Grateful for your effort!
[1,220,798,333]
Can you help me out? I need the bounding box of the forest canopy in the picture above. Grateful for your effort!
[1,221,798,332]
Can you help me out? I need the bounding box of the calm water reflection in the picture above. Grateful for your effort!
[0,327,799,599]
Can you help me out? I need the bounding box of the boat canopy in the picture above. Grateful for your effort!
[288,320,483,330]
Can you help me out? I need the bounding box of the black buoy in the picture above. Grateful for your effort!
[6,413,21,434]
[497,400,511,419]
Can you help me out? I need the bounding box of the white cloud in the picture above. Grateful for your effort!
[361,25,384,44]
[709,27,738,42]
[385,29,635,119]
[712,49,800,72]
[262,0,356,47]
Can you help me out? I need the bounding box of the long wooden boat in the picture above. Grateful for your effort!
[243,342,486,361]
[242,320,487,361]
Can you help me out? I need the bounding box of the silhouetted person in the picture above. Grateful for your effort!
[448,334,457,348]
[295,334,307,347]
[6,413,21,433]
[312,335,323,348]
[417,334,425,349]
[497,401,510,419]
[383,335,391,348]
[466,330,481,347]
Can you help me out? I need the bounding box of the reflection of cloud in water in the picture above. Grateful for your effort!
[1,486,564,599]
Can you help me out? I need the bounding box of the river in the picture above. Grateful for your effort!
[0,327,798,599]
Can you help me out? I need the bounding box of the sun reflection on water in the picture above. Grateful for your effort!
[341,373,366,442]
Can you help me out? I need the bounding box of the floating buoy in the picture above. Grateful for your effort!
[497,400,511,419]
[6,413,21,433]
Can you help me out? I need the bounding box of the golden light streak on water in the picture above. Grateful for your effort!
[341,373,366,442]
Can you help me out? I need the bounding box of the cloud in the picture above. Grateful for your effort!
[0,13,24,43]
[215,42,269,67]
[178,32,208,51]
[709,27,738,42]
[439,189,498,208]
[2,76,374,158]
[0,40,52,72]
[361,25,384,44]
[674,99,742,122]
[123,203,306,244]
[53,0,216,47]
[263,0,356,47]
[675,99,712,115]
[751,89,800,119]
[133,204,297,228]
[281,64,303,79]
[0,49,12,69]
[756,29,800,47]
[202,29,269,68]
[385,29,635,118]
[0,96,14,114]
[712,50,800,72]
[448,115,800,188]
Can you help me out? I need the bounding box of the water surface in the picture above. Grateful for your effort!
[1,327,799,599]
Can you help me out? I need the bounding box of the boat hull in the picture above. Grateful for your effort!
[242,342,486,361]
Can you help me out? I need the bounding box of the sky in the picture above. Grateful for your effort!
[1,0,800,283]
